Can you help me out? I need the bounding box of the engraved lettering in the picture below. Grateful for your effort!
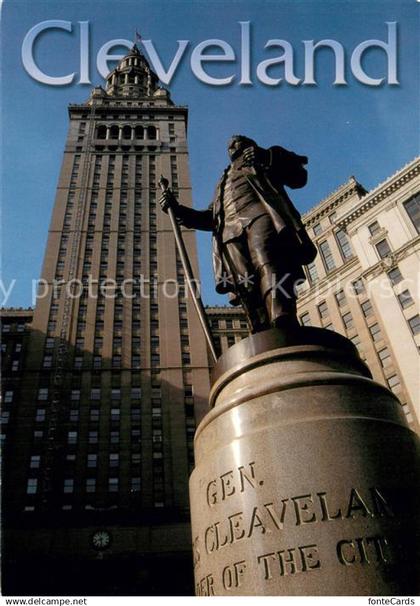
[292,494,317,525]
[277,547,298,575]
[299,544,321,572]
[337,539,356,565]
[337,535,391,566]
[204,525,216,554]
[257,552,276,580]
[264,500,288,530]
[370,487,394,518]
[238,461,258,491]
[247,506,267,537]
[228,511,246,542]
[222,560,247,590]
[214,521,229,549]
[366,535,390,563]
[346,488,372,519]
[206,480,218,507]
[220,470,235,500]
[317,491,343,521]
[355,537,370,563]
[196,574,215,596]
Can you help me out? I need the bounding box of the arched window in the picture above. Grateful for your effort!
[147,126,157,140]
[110,125,119,139]
[135,125,144,139]
[122,125,132,140]
[97,125,107,139]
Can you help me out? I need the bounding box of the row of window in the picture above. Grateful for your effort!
[27,477,142,495]
[96,125,158,140]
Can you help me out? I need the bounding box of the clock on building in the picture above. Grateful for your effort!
[91,530,111,550]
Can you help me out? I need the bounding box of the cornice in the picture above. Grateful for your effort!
[302,178,367,227]
[338,157,420,229]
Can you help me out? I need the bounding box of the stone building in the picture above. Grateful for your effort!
[1,45,210,595]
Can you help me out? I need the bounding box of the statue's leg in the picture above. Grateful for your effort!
[246,215,299,329]
[224,237,269,332]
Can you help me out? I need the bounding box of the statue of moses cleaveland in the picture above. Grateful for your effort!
[160,135,317,333]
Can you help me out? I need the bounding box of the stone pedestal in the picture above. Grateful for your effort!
[189,327,419,596]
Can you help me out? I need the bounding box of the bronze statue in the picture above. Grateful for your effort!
[160,135,317,332]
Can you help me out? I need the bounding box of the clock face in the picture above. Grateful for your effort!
[92,530,111,549]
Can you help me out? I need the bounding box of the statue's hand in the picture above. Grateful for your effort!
[159,190,179,214]
[242,146,270,169]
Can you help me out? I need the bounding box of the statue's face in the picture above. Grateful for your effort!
[228,136,255,160]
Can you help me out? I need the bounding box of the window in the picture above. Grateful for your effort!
[87,454,97,468]
[375,239,391,259]
[131,407,141,422]
[313,223,322,236]
[387,267,403,286]
[67,431,78,445]
[335,290,347,307]
[90,408,100,422]
[368,221,381,236]
[317,301,329,319]
[90,388,101,400]
[403,194,420,233]
[35,409,46,422]
[69,409,79,422]
[26,479,38,494]
[131,387,141,400]
[307,262,318,284]
[369,323,382,342]
[30,455,41,469]
[408,315,420,336]
[319,240,336,271]
[109,453,119,468]
[33,430,43,440]
[108,478,119,492]
[4,391,13,403]
[131,477,141,492]
[88,431,98,444]
[335,230,352,260]
[110,408,120,421]
[387,374,401,394]
[361,300,374,318]
[342,312,353,330]
[300,312,311,326]
[131,453,141,466]
[378,348,392,368]
[43,355,52,368]
[63,479,74,493]
[111,389,121,400]
[352,279,365,295]
[71,389,80,401]
[397,290,414,309]
[86,478,96,493]
[110,431,119,444]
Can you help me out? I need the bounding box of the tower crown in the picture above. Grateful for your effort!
[105,44,160,98]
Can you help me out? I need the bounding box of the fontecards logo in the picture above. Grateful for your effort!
[21,21,399,88]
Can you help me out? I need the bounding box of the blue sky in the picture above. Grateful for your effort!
[1,0,419,307]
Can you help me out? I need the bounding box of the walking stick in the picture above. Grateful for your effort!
[159,176,218,363]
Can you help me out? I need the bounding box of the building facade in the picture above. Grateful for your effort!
[2,46,210,595]
[208,158,420,433]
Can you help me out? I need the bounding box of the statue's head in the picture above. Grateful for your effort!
[227,135,256,160]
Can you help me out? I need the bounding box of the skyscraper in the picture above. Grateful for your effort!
[2,45,210,595]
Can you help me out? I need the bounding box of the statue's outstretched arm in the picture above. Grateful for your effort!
[160,189,214,231]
